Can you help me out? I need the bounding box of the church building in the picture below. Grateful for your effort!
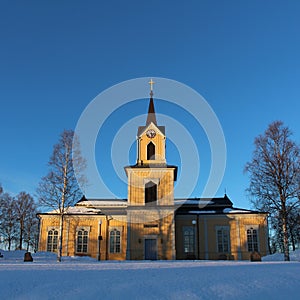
[38,84,268,261]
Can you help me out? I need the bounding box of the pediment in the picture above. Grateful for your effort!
[137,122,165,138]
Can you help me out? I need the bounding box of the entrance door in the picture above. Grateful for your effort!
[144,239,157,260]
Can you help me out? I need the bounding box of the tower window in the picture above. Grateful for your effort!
[147,142,155,160]
[145,181,157,205]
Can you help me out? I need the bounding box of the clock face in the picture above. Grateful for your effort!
[146,129,156,138]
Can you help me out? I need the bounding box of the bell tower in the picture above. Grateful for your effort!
[136,93,166,165]
[124,80,177,260]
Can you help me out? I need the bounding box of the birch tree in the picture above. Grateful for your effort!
[245,121,300,261]
[37,130,86,262]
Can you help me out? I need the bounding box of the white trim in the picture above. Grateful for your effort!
[76,226,91,232]
[182,226,194,254]
[75,227,90,254]
[109,226,122,254]
[138,123,165,138]
[215,225,230,253]
[46,227,59,253]
[245,225,260,252]
[46,226,59,232]
[143,178,160,185]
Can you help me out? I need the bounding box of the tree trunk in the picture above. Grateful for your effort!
[26,226,31,252]
[57,213,64,262]
[282,214,290,261]
[19,219,24,250]
[289,226,296,251]
[57,165,68,262]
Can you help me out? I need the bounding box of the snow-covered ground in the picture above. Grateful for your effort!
[0,250,299,300]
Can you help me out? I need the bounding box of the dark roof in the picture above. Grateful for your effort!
[175,195,232,211]
[146,98,157,126]
[71,195,267,215]
[137,98,165,136]
[76,196,127,204]
[175,195,267,215]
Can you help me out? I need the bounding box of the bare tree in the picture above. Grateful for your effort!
[0,193,17,250]
[37,130,86,262]
[14,192,37,250]
[24,212,39,252]
[287,207,300,251]
[245,121,300,261]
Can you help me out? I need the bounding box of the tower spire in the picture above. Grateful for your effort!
[146,79,157,125]
[149,78,155,98]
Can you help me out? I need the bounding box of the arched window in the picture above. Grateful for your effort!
[183,226,194,253]
[110,229,121,253]
[76,228,89,253]
[145,181,157,205]
[147,142,155,160]
[47,229,58,252]
[247,227,259,252]
[216,226,230,253]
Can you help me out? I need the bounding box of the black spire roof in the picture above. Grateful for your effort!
[146,97,157,126]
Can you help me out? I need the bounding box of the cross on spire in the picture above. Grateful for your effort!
[149,78,155,97]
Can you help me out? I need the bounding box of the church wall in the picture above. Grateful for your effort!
[233,214,268,260]
[175,213,268,261]
[128,211,175,260]
[38,214,127,260]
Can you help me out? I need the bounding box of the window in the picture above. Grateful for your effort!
[183,226,195,253]
[47,229,58,252]
[145,181,157,205]
[76,228,89,253]
[147,142,155,160]
[247,227,259,252]
[216,226,230,253]
[110,228,121,253]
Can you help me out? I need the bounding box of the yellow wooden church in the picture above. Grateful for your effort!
[38,87,268,261]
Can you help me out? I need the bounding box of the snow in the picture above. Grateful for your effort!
[262,249,300,261]
[223,208,253,213]
[0,250,299,299]
[174,200,213,205]
[189,210,217,214]
[77,200,127,207]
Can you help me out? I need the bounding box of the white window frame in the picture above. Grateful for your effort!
[216,226,230,253]
[47,227,59,252]
[183,226,195,253]
[109,227,122,254]
[76,226,90,254]
[246,225,260,252]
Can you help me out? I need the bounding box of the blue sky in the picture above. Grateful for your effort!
[0,0,299,209]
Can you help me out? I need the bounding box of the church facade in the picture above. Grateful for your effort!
[38,90,268,261]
